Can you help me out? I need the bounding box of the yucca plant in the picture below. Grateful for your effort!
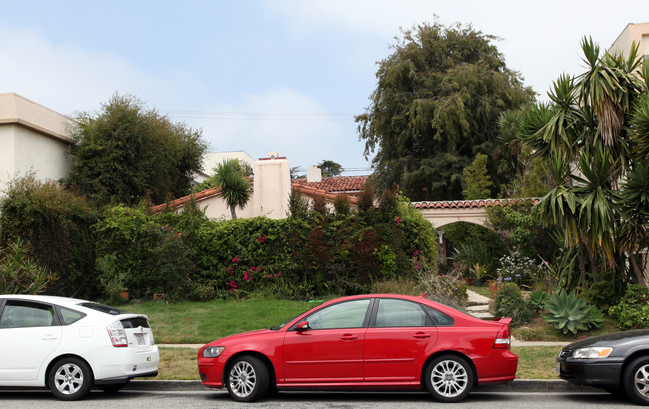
[543,290,604,335]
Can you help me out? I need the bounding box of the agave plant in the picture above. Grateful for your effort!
[543,290,604,335]
[528,290,549,312]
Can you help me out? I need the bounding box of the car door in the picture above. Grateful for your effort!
[0,299,62,382]
[364,298,438,382]
[282,298,371,383]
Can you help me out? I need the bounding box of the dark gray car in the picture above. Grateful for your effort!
[557,329,649,405]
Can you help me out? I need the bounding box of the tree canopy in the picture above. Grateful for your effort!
[356,21,535,201]
[317,160,343,177]
[66,93,208,206]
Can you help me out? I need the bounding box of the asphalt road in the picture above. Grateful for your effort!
[0,389,636,408]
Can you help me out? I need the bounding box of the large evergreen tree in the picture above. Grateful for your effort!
[356,21,535,201]
[66,93,207,206]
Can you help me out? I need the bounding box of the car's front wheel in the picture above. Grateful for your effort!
[226,355,269,402]
[48,357,93,400]
[623,356,649,405]
[424,354,473,403]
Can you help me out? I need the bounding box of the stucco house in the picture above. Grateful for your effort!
[0,93,73,195]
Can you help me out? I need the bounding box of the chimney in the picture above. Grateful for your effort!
[307,165,322,183]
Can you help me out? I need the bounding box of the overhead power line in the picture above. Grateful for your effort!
[159,110,359,122]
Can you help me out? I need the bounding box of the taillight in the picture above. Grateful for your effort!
[493,325,511,349]
[107,321,128,347]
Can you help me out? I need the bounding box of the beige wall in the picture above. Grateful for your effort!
[0,93,72,195]
[609,23,649,61]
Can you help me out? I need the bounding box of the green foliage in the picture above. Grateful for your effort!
[0,175,99,298]
[287,189,310,219]
[462,153,493,199]
[317,160,343,177]
[0,239,58,294]
[445,223,508,271]
[543,290,604,335]
[210,159,252,219]
[66,93,207,206]
[332,195,352,217]
[94,205,197,301]
[356,21,535,201]
[528,290,549,312]
[488,203,553,260]
[609,284,649,330]
[372,245,397,280]
[491,282,533,327]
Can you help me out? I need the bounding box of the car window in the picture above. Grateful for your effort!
[375,299,430,327]
[77,302,125,315]
[57,306,86,325]
[307,299,371,329]
[423,305,455,327]
[0,301,55,328]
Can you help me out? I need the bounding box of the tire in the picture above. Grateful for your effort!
[48,357,94,401]
[97,380,130,393]
[226,355,269,402]
[424,354,474,403]
[623,356,649,405]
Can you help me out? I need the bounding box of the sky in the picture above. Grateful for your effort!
[1,1,648,176]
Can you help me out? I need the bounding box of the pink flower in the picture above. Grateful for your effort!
[232,257,239,263]
[413,249,418,256]
[396,217,402,225]
[256,267,261,272]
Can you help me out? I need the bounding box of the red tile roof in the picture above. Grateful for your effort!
[149,186,222,213]
[292,176,368,193]
[411,198,540,209]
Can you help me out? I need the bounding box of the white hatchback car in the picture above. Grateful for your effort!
[0,294,159,400]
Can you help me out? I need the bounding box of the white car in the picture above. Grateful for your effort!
[0,294,159,400]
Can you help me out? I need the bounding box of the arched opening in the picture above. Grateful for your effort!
[436,221,509,286]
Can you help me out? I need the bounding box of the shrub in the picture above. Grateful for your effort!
[0,175,99,298]
[416,258,468,311]
[543,290,604,335]
[491,282,533,327]
[0,239,57,294]
[609,284,649,330]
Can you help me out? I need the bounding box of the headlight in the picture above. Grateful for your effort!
[203,346,225,358]
[572,347,613,359]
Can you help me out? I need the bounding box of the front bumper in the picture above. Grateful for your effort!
[557,357,623,386]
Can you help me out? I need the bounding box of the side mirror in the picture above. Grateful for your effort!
[296,320,310,331]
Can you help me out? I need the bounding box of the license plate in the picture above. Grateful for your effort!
[135,333,146,345]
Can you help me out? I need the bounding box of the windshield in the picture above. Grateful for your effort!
[269,310,308,331]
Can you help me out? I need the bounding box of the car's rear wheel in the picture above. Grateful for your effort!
[623,356,649,405]
[226,355,269,402]
[48,357,93,401]
[424,354,473,403]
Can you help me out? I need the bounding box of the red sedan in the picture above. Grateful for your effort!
[197,294,516,403]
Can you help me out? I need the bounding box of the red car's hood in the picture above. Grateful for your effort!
[205,328,275,346]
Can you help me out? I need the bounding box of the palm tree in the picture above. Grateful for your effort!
[214,159,252,219]
[508,36,648,287]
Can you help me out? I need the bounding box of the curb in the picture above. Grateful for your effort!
[125,379,601,393]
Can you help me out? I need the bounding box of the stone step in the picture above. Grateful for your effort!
[471,311,495,319]
[467,304,490,312]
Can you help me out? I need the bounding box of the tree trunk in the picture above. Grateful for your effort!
[630,253,646,287]
[229,204,237,220]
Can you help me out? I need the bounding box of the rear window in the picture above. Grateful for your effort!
[77,302,126,315]
[121,317,150,328]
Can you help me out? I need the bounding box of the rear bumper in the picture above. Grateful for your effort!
[89,346,160,381]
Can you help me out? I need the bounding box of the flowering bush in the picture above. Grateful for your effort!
[495,255,546,287]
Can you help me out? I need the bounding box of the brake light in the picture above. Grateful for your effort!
[107,321,128,347]
[493,325,511,349]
